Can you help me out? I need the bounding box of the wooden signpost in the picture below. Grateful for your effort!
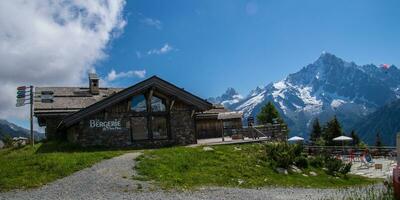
[16,85,34,146]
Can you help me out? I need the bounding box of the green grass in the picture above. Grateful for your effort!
[135,143,379,189]
[0,142,129,191]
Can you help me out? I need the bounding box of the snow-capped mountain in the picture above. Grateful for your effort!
[208,88,243,107]
[214,53,400,138]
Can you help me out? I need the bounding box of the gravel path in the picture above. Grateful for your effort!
[0,152,384,200]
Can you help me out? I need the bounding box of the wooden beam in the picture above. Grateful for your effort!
[148,88,154,100]
[170,99,175,111]
[191,109,195,118]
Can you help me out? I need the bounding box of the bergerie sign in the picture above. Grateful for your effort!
[89,119,122,131]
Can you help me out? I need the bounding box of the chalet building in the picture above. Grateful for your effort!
[195,105,243,139]
[34,74,242,147]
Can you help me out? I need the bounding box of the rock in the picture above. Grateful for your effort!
[289,165,302,173]
[309,171,317,176]
[276,167,288,175]
[203,146,214,151]
[302,174,308,177]
[234,147,242,151]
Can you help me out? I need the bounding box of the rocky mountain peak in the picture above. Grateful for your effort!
[208,87,243,106]
[222,53,400,138]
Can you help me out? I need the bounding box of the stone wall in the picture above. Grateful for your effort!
[170,101,197,145]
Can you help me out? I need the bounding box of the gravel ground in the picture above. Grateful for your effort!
[0,152,384,200]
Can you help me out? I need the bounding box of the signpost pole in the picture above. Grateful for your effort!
[30,85,34,146]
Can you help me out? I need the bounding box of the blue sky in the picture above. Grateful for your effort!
[4,0,400,130]
[97,0,400,98]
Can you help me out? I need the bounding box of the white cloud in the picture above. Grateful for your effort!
[147,43,174,55]
[140,17,162,30]
[107,69,146,81]
[0,0,127,120]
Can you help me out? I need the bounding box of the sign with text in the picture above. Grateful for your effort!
[89,119,122,131]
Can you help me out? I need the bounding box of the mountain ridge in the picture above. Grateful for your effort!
[0,119,44,141]
[211,53,400,139]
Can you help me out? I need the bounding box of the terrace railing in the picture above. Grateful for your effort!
[231,124,288,141]
[305,145,397,157]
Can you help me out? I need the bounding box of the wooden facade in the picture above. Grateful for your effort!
[195,106,243,139]
[35,75,214,147]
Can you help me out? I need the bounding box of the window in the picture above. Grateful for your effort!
[131,95,147,112]
[151,96,166,112]
[131,117,148,140]
[152,116,168,139]
[130,93,169,141]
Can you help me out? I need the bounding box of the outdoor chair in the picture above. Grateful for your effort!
[359,154,375,169]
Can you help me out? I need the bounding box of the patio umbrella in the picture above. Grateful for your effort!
[333,136,353,153]
[333,136,353,141]
[288,136,304,142]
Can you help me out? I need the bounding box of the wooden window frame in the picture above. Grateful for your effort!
[129,90,171,142]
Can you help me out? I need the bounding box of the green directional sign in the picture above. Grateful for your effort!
[17,94,25,98]
[17,90,25,95]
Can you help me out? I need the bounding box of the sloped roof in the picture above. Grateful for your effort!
[34,87,123,116]
[196,105,242,120]
[59,76,213,128]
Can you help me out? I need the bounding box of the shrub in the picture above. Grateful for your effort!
[294,156,308,169]
[265,142,303,169]
[309,156,324,168]
[339,162,352,175]
[325,157,343,175]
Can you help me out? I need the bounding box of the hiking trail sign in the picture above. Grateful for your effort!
[16,85,34,146]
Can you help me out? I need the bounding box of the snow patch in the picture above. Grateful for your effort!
[235,90,266,118]
[330,99,346,109]
[272,81,287,99]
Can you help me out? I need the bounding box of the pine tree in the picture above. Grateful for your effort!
[350,130,360,146]
[310,118,322,145]
[257,101,284,125]
[322,116,343,146]
[375,132,383,147]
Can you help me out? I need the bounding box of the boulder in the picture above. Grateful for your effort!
[289,165,302,173]
[234,146,242,151]
[309,171,318,176]
[276,167,288,175]
[203,146,214,151]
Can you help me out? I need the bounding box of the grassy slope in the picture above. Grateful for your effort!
[135,143,378,189]
[0,142,128,191]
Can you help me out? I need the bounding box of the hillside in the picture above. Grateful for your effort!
[354,100,400,146]
[0,119,44,141]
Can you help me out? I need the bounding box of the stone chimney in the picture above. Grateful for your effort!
[88,73,99,95]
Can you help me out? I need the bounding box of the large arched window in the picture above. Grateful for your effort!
[130,93,169,140]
